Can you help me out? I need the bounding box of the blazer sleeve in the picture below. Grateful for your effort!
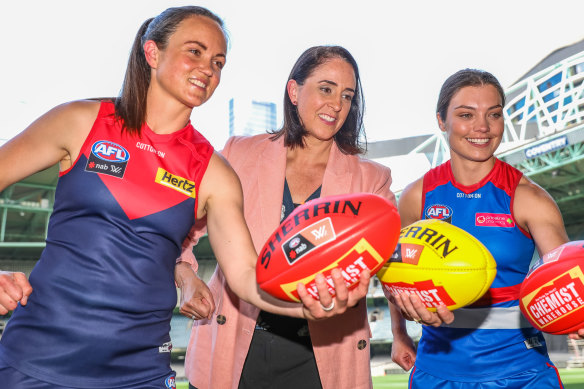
[368,161,397,207]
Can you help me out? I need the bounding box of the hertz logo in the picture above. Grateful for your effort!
[155,168,196,198]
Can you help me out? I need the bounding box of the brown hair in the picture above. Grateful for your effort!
[437,69,505,121]
[270,45,366,155]
[115,6,227,135]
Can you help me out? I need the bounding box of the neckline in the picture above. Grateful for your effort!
[447,158,501,194]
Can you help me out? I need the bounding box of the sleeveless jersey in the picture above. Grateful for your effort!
[415,158,553,381]
[0,102,213,387]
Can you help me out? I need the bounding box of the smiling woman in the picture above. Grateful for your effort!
[390,69,574,388]
[179,45,395,389]
[0,6,365,388]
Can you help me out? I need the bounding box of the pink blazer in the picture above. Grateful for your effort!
[181,134,396,389]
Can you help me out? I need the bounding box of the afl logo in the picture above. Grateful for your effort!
[425,204,452,221]
[289,237,301,249]
[91,141,130,163]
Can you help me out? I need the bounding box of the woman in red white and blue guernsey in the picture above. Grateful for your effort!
[0,6,364,389]
[389,69,582,388]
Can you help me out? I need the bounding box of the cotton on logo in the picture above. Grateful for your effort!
[311,226,328,240]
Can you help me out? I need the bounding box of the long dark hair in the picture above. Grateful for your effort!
[115,6,227,135]
[437,69,505,121]
[270,45,366,155]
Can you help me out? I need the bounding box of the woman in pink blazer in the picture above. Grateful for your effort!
[180,46,396,389]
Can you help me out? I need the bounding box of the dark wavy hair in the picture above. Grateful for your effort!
[270,45,366,155]
[437,68,505,121]
[115,6,228,135]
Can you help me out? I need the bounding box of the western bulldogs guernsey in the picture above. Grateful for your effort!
[0,102,213,387]
[416,159,554,381]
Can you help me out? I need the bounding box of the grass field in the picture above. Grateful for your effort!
[370,369,584,388]
[175,368,584,388]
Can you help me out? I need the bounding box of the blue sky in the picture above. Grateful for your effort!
[2,0,583,151]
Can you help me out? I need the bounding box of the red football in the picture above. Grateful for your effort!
[519,241,584,334]
[256,192,401,302]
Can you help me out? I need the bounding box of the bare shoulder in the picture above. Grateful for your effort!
[514,176,568,253]
[39,100,101,128]
[0,100,102,190]
[197,151,243,219]
[515,175,557,207]
[22,100,101,151]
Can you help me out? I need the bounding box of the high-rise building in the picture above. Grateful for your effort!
[228,98,277,137]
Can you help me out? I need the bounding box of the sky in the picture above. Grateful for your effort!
[2,0,584,154]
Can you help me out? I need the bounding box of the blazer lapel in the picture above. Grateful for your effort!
[256,137,287,240]
[321,143,353,197]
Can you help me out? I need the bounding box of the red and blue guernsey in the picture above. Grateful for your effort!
[416,158,556,381]
[0,102,213,387]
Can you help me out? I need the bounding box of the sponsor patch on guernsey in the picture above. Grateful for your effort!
[155,168,197,198]
[475,213,515,227]
[85,140,130,178]
[524,336,542,349]
[159,341,172,353]
[165,374,176,389]
[425,204,452,223]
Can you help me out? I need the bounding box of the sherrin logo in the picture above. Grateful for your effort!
[91,141,130,162]
[155,168,197,198]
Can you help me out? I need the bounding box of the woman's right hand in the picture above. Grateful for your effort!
[0,271,33,315]
[392,291,454,327]
[298,268,370,320]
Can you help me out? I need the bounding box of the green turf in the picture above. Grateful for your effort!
[370,369,584,388]
[175,369,584,388]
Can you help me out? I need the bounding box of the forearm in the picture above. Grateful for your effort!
[225,264,305,318]
[389,300,409,336]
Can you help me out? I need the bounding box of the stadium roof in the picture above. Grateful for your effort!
[513,38,584,85]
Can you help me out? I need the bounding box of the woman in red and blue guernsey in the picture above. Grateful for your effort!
[390,69,581,388]
[0,6,364,388]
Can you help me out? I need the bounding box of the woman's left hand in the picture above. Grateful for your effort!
[297,268,370,320]
[175,262,215,320]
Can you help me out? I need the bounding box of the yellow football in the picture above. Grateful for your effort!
[377,219,497,311]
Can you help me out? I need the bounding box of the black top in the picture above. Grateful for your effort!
[255,179,322,342]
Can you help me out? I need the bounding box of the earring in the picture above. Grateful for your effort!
[292,100,297,105]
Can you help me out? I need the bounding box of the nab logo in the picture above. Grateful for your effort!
[282,217,336,265]
[91,141,130,163]
[425,204,452,221]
